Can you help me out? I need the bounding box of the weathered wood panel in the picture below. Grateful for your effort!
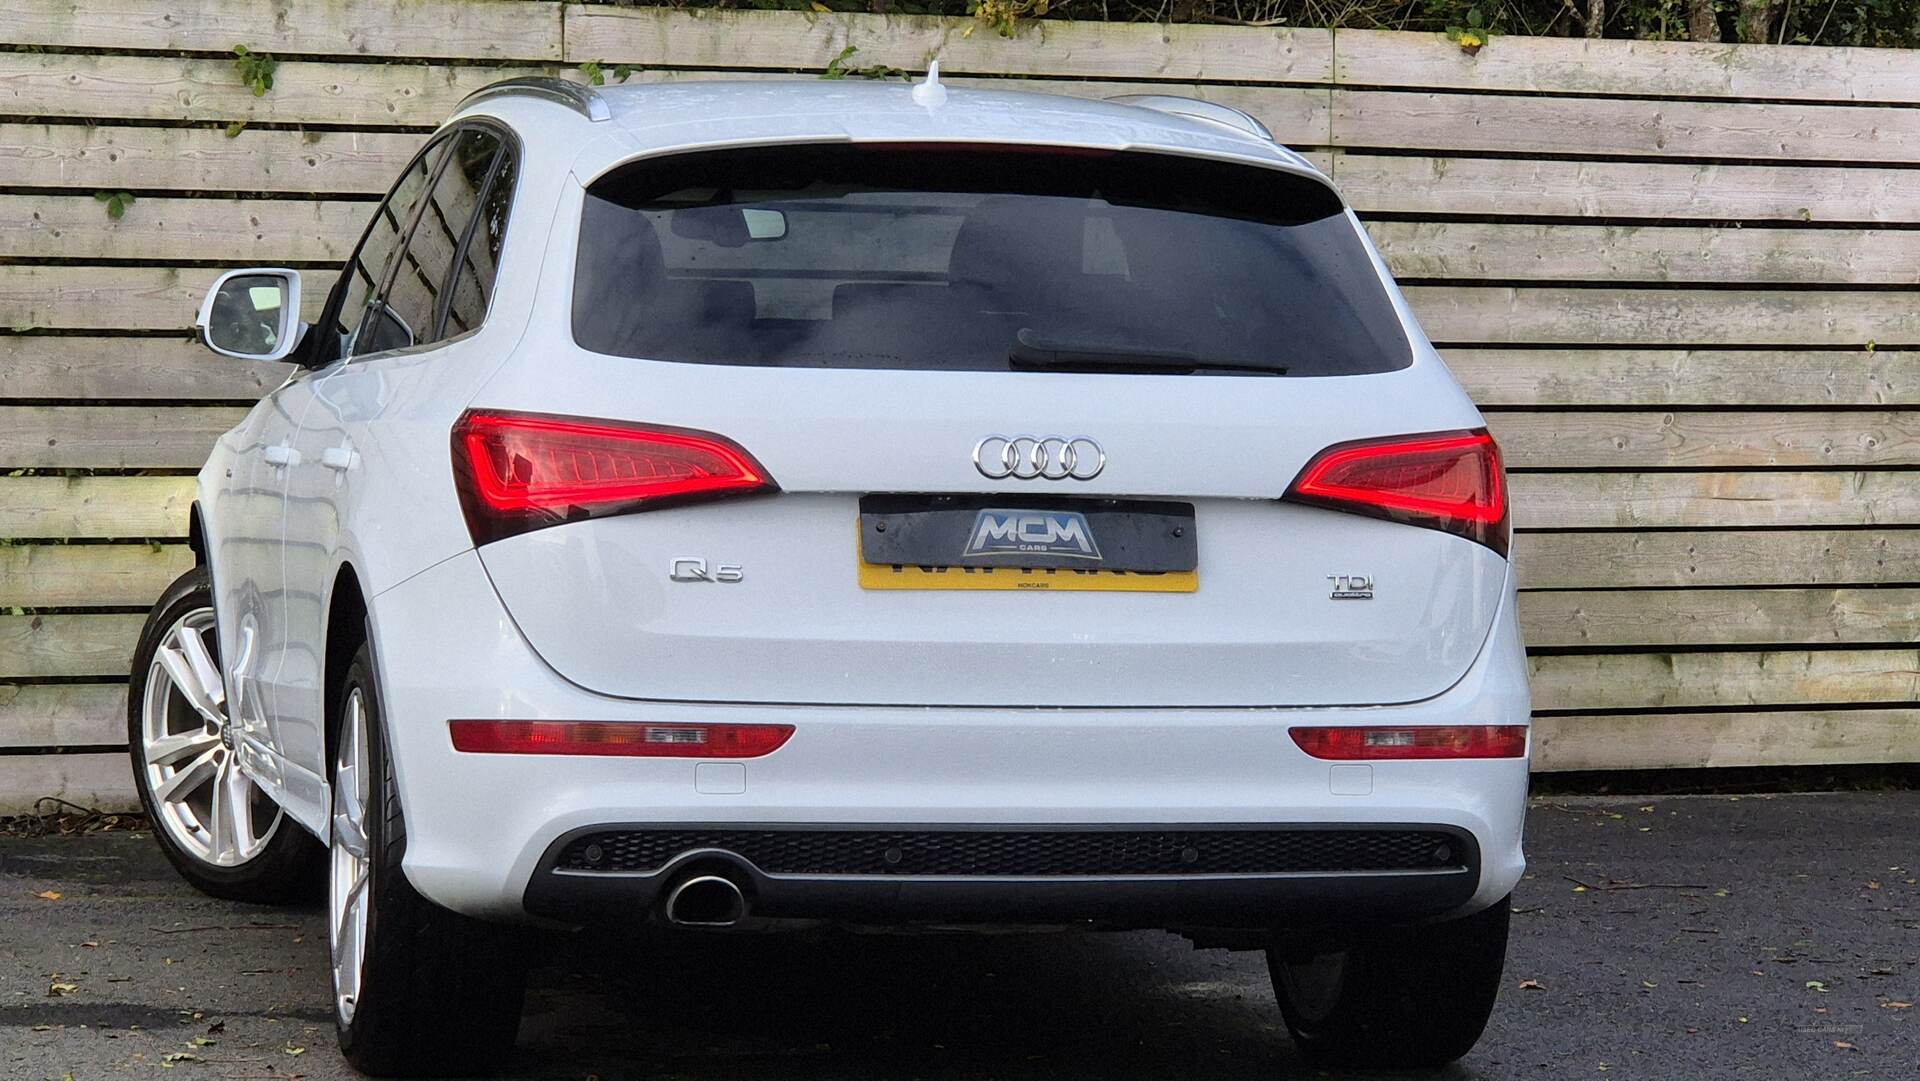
[0,406,247,468]
[1490,411,1920,469]
[0,477,194,539]
[1510,472,1920,530]
[0,684,127,749]
[1370,222,1919,285]
[0,123,423,195]
[1333,28,1919,105]
[1521,588,1920,648]
[1533,709,1920,771]
[0,337,291,401]
[1446,349,1915,407]
[0,753,133,814]
[1335,154,1920,223]
[1530,649,1920,711]
[0,545,192,607]
[1514,530,1920,589]
[1405,287,1913,347]
[4,0,564,61]
[568,6,1335,84]
[1334,89,1920,164]
[0,613,144,679]
[0,195,364,263]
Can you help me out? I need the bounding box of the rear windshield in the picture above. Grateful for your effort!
[573,145,1411,376]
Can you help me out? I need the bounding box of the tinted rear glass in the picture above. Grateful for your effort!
[573,145,1410,376]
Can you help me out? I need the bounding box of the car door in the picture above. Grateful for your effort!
[271,125,515,824]
[236,135,452,825]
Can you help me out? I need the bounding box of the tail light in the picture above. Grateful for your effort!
[1290,725,1528,760]
[449,720,793,758]
[1283,429,1508,556]
[452,410,774,544]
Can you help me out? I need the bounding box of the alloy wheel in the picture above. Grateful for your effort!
[138,607,282,867]
[329,687,373,1025]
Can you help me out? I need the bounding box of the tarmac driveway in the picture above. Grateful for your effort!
[3,792,1915,1079]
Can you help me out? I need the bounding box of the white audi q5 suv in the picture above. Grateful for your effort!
[133,73,1529,1075]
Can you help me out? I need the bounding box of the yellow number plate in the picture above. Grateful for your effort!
[858,562,1198,592]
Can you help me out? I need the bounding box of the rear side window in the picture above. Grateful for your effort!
[573,145,1410,377]
[357,127,509,355]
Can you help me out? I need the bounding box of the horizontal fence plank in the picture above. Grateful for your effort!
[0,194,363,262]
[1490,411,1920,469]
[1335,154,1920,224]
[1370,222,1919,286]
[567,6,1334,84]
[0,752,135,814]
[0,336,290,400]
[1530,648,1920,711]
[0,613,142,679]
[0,267,335,331]
[1446,349,1913,408]
[0,477,194,539]
[1334,30,1920,105]
[5,0,563,61]
[1405,287,1913,347]
[1532,709,1920,771]
[0,545,190,607]
[1521,588,1920,648]
[0,122,423,195]
[0,684,126,748]
[1513,530,1920,589]
[1511,472,1920,529]
[1334,89,1920,165]
[0,406,246,469]
[0,53,549,128]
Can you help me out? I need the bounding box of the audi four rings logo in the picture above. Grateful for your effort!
[973,436,1105,480]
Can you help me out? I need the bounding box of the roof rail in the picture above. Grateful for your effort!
[1104,95,1271,141]
[457,77,611,123]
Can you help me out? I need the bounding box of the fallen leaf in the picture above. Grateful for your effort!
[1806,980,1829,993]
[1642,981,1658,989]
[46,983,78,997]
[1868,881,1882,890]
[206,1021,226,1035]
[1572,885,1588,893]
[1835,1042,1855,1050]
[1883,1001,1914,1010]
[34,890,61,901]
[1518,978,1544,990]
[284,1041,307,1056]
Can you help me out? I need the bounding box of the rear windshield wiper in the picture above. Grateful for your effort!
[1008,329,1286,375]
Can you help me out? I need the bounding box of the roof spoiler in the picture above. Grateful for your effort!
[457,77,611,123]
[1105,94,1272,141]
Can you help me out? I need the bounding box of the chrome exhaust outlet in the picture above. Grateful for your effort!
[663,874,748,927]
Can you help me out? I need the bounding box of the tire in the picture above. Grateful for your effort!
[1267,896,1510,1069]
[127,566,321,903]
[329,643,526,1077]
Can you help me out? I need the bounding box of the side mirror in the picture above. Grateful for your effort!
[196,268,305,362]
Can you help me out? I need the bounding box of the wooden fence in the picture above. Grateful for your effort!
[4,0,1920,811]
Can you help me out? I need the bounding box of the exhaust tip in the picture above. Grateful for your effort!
[664,874,747,927]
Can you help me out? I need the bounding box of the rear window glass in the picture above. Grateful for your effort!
[573,145,1410,377]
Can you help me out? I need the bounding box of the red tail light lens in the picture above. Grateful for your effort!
[1284,429,1508,555]
[1290,725,1528,760]
[452,410,774,544]
[449,720,793,758]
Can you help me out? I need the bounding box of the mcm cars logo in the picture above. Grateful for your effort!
[962,509,1103,561]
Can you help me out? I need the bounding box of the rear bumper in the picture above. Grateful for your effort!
[524,823,1480,928]
[366,550,1531,929]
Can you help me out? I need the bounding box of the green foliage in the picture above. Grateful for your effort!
[820,45,908,80]
[578,61,639,87]
[1443,4,1498,51]
[231,44,276,97]
[93,191,134,221]
[224,121,247,139]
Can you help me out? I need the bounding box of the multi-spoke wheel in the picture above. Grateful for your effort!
[330,643,525,1077]
[128,567,320,902]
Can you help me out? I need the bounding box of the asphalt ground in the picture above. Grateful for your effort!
[3,792,1915,1080]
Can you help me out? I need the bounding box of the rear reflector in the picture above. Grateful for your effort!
[1284,429,1508,556]
[449,720,793,758]
[1289,725,1528,760]
[452,410,774,544]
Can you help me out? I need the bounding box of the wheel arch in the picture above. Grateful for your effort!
[323,563,372,776]
[188,503,208,566]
